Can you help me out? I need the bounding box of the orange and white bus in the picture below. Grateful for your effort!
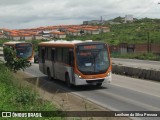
[3,42,34,62]
[38,40,111,87]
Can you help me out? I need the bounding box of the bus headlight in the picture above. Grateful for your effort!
[107,71,111,77]
[105,71,112,82]
[75,74,82,78]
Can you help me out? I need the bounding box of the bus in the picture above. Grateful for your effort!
[38,40,111,87]
[3,42,34,62]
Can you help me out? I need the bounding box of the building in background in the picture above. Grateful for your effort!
[125,15,134,23]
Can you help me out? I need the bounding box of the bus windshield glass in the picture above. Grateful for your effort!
[76,44,110,75]
[15,43,33,58]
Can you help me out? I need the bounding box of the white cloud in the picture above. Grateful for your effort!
[0,0,160,29]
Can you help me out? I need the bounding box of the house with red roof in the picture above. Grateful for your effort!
[33,34,43,40]
[1,25,110,40]
[20,33,33,40]
[83,28,100,35]
[101,27,110,33]
[50,31,66,39]
[0,32,4,38]
[10,33,21,40]
[66,29,81,36]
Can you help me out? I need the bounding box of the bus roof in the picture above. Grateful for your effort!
[38,40,105,47]
[3,41,31,46]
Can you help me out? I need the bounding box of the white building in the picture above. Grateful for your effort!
[83,28,100,35]
[0,33,4,38]
[10,34,21,41]
[66,29,81,36]
[51,32,66,39]
[33,34,43,40]
[101,27,110,33]
[125,15,133,23]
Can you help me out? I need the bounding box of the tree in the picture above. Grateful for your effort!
[3,47,31,72]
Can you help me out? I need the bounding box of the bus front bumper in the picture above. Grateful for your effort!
[74,72,112,85]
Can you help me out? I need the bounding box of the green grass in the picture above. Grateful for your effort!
[111,53,160,61]
[66,21,160,45]
[0,39,10,44]
[0,62,64,120]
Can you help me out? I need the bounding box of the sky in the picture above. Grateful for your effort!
[0,0,160,29]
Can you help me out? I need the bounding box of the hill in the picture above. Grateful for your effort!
[66,18,160,45]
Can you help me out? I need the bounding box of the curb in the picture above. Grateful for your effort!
[112,64,160,82]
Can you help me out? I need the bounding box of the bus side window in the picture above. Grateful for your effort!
[51,48,55,61]
[45,48,48,59]
[48,48,51,60]
[41,48,45,63]
[63,48,69,64]
[56,48,62,62]
[69,49,74,66]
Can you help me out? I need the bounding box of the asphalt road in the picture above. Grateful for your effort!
[112,58,160,71]
[25,63,160,120]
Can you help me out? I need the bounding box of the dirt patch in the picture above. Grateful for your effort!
[13,71,130,120]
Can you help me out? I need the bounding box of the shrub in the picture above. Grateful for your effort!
[3,47,31,72]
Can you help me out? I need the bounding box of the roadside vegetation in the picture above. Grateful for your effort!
[0,60,63,120]
[66,18,160,45]
[111,52,160,61]
[3,47,31,72]
[0,46,64,119]
[0,39,9,44]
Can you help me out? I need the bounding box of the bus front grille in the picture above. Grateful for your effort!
[86,79,104,83]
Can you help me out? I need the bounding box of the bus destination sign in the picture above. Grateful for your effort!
[78,44,104,50]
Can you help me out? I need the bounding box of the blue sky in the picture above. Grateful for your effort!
[0,0,160,29]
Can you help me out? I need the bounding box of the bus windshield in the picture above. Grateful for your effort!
[15,43,33,58]
[76,44,110,75]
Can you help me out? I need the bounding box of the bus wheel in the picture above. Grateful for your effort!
[96,83,102,87]
[66,75,72,88]
[47,69,52,80]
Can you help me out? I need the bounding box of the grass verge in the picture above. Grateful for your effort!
[111,53,160,61]
[0,62,63,120]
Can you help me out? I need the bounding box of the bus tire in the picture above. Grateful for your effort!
[96,83,102,87]
[66,75,72,88]
[47,68,52,80]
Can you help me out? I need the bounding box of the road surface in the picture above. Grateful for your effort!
[24,63,160,120]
